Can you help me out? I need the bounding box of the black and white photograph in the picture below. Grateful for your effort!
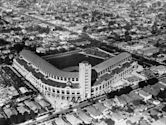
[0,0,166,125]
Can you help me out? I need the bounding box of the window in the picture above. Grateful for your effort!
[67,97,70,100]
[52,88,55,92]
[45,76,48,79]
[62,90,64,94]
[72,97,75,102]
[35,69,39,72]
[72,78,74,81]
[66,91,70,94]
[76,78,78,81]
[57,90,60,93]
[100,72,102,75]
[100,86,102,90]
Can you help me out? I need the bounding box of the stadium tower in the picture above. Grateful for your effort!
[79,61,91,101]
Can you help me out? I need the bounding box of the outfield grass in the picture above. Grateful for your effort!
[47,53,103,69]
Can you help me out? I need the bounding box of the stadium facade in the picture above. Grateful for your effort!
[13,49,138,104]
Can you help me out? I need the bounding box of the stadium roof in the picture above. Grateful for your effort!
[93,52,131,73]
[15,58,79,88]
[93,61,132,86]
[20,49,79,78]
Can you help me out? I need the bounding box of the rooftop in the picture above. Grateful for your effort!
[84,106,102,117]
[138,89,152,98]
[65,113,82,125]
[93,102,107,113]
[20,49,79,78]
[93,61,133,86]
[93,52,131,73]
[151,117,166,125]
[76,109,92,124]
[55,117,69,125]
[15,58,79,88]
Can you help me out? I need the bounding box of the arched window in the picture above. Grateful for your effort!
[45,76,48,79]
[66,91,70,94]
[27,62,31,65]
[67,96,70,100]
[72,97,75,102]
[35,68,39,72]
[99,86,102,90]
[77,96,81,102]
[62,90,65,94]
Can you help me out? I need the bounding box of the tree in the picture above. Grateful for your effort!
[0,118,9,125]
[83,25,88,32]
[151,22,158,34]
[147,78,158,85]
[24,111,30,121]
[157,89,166,101]
[139,81,148,88]
[13,43,24,53]
[108,20,115,26]
[125,34,132,42]
[30,110,36,119]
[10,115,17,124]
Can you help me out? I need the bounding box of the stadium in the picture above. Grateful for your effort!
[13,48,138,108]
